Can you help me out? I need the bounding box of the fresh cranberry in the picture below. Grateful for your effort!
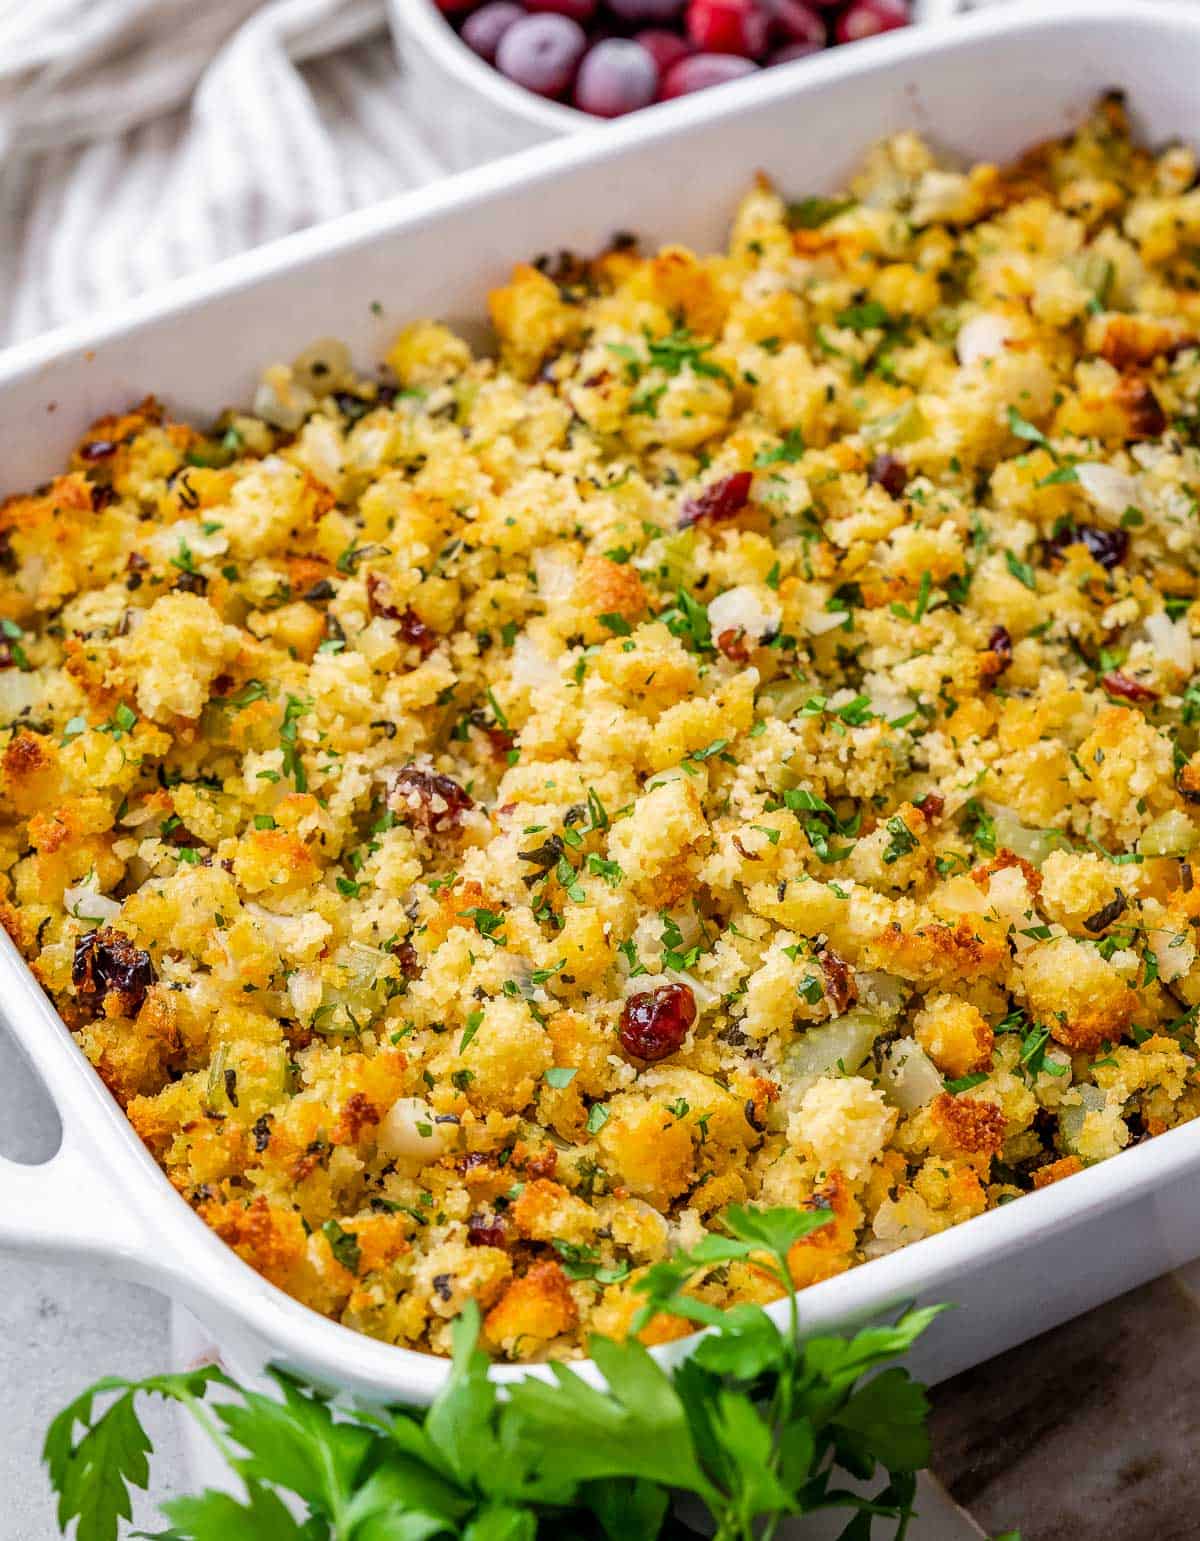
[608,0,687,17]
[686,0,771,58]
[575,39,659,116]
[835,0,909,44]
[461,2,524,63]
[619,983,697,1061]
[496,14,588,97]
[768,39,823,63]
[660,50,759,97]
[524,0,598,18]
[389,766,474,833]
[635,26,692,72]
[765,0,825,46]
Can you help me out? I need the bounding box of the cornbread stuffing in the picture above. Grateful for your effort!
[7,94,1200,1360]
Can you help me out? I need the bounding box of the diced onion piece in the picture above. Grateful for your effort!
[287,968,324,1019]
[1143,610,1194,674]
[787,1007,882,1082]
[510,634,558,689]
[533,548,576,602]
[707,585,780,644]
[985,803,1068,868]
[1058,1085,1108,1156]
[1076,462,1142,519]
[807,608,850,637]
[878,1036,944,1112]
[378,1098,456,1162]
[63,886,121,924]
[1147,927,1195,984]
[863,401,929,447]
[1140,808,1199,858]
[0,669,41,721]
[291,338,352,397]
[856,970,908,1019]
[956,313,1012,367]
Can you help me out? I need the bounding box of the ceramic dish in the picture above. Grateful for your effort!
[4,0,1200,1405]
[394,0,967,170]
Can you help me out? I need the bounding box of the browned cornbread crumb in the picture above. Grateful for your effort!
[3,95,1200,1360]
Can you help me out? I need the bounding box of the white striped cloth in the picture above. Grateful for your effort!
[0,0,448,343]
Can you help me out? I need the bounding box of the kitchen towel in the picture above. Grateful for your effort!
[0,0,445,343]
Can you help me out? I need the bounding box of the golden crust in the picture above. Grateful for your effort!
[3,97,1200,1361]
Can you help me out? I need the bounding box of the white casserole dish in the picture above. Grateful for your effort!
[4,0,1200,1407]
[395,0,967,164]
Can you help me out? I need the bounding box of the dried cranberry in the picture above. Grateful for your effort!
[389,765,474,833]
[817,948,857,1015]
[72,928,156,1016]
[867,453,908,499]
[90,484,118,512]
[172,570,208,596]
[984,624,1013,682]
[716,627,751,663]
[619,983,696,1062]
[916,791,945,820]
[1118,379,1167,440]
[1102,670,1159,703]
[0,641,17,672]
[398,609,437,658]
[467,1211,508,1248]
[367,574,437,657]
[393,939,421,980]
[78,438,117,462]
[1049,524,1129,572]
[678,470,754,529]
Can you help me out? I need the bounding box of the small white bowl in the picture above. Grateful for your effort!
[395,0,967,171]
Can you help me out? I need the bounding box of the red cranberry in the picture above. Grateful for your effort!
[1048,524,1129,572]
[686,0,770,58]
[78,439,118,462]
[659,51,759,97]
[985,624,1013,679]
[916,791,945,820]
[635,26,692,73]
[496,14,588,97]
[835,0,910,44]
[467,1211,508,1248]
[765,0,826,46]
[1102,671,1159,704]
[461,2,524,63]
[389,766,474,833]
[609,0,686,17]
[678,469,754,528]
[525,0,599,19]
[619,983,697,1061]
[867,452,908,498]
[817,947,857,1015]
[575,39,659,116]
[72,929,157,1017]
[768,39,823,63]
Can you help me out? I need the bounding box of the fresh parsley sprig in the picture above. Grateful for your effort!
[43,1205,980,1541]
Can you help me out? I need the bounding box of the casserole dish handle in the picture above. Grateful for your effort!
[0,1126,153,1266]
